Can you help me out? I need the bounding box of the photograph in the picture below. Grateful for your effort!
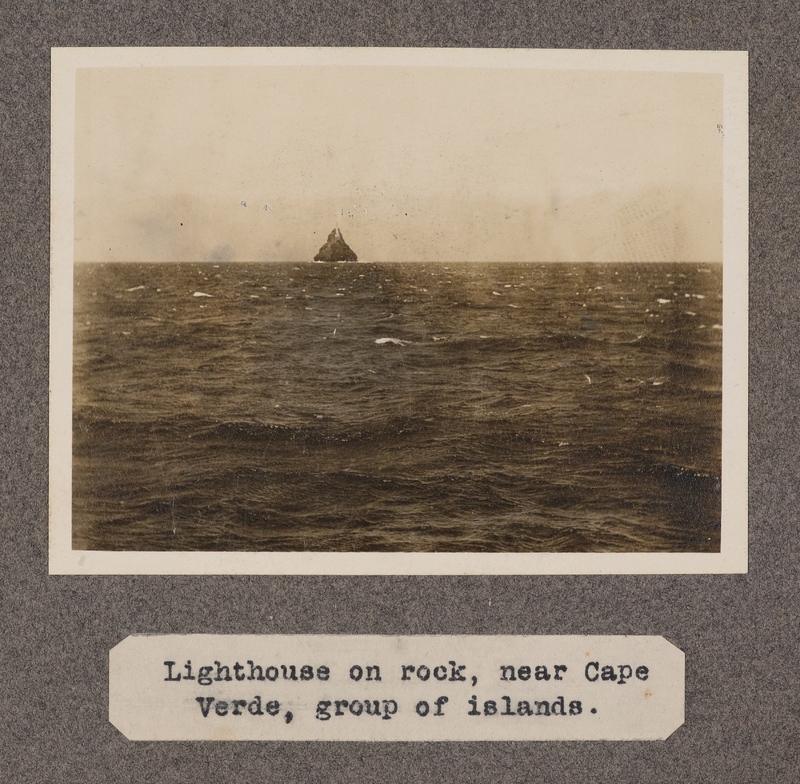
[50,48,748,573]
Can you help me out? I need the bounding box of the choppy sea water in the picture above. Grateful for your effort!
[72,261,722,553]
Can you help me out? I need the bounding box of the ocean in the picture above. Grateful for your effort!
[72,261,722,553]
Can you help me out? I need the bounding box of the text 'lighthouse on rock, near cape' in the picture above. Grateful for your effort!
[314,228,358,262]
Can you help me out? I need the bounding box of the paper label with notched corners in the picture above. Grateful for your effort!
[109,635,684,741]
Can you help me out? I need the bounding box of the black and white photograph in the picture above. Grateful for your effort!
[49,48,748,573]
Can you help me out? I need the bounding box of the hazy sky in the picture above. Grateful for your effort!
[74,65,723,263]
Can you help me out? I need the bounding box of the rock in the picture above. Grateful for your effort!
[314,228,358,262]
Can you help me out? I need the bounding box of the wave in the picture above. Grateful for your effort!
[72,261,723,553]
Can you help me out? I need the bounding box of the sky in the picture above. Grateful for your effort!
[74,64,723,263]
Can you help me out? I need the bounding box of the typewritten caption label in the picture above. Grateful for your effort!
[109,635,684,741]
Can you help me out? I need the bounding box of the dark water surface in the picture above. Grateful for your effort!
[73,261,722,552]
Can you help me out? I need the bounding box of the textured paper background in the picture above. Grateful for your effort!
[2,2,799,782]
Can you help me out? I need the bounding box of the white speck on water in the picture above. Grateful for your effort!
[126,285,145,292]
[193,291,213,297]
[656,298,671,304]
[375,337,407,346]
[712,324,722,330]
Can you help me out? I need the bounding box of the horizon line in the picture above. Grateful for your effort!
[72,259,725,265]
